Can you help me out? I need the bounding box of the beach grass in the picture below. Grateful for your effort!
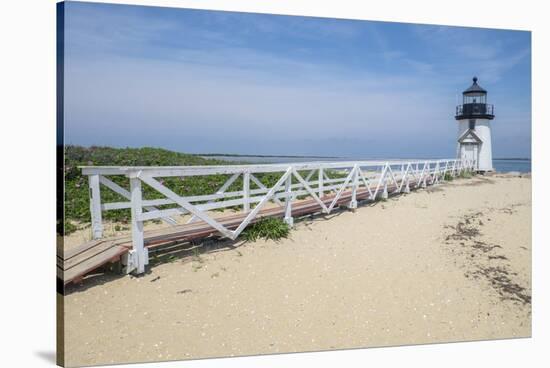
[242,217,290,242]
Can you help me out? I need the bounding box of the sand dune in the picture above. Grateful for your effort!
[62,174,531,367]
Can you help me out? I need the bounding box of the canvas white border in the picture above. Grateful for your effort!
[0,0,548,367]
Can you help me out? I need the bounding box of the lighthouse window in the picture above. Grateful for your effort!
[469,119,476,130]
[463,94,486,104]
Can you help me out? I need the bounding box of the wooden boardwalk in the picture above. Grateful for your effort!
[58,181,420,286]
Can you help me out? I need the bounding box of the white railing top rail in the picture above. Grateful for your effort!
[80,158,464,177]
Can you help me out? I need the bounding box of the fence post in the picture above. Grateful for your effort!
[350,165,358,209]
[88,174,103,239]
[318,167,324,199]
[382,164,389,199]
[401,164,409,193]
[284,169,293,227]
[243,170,250,213]
[422,162,428,188]
[129,174,146,274]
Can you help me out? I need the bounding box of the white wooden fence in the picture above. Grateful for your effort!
[81,158,475,274]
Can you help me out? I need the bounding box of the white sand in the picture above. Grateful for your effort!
[61,174,531,367]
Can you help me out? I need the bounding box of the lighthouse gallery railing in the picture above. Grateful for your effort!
[455,103,494,117]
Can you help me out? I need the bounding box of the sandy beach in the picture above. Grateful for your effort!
[62,174,531,367]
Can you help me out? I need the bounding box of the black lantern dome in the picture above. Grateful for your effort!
[455,77,494,120]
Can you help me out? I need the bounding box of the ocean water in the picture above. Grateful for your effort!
[203,156,531,173]
[493,159,531,173]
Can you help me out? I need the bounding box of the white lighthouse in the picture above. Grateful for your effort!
[455,77,495,172]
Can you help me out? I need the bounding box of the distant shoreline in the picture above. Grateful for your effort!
[195,153,340,159]
[493,158,531,161]
[196,153,530,161]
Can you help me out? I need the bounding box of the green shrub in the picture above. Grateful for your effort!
[62,145,242,227]
[444,172,454,181]
[242,217,290,242]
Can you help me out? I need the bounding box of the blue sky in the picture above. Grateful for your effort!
[63,1,531,158]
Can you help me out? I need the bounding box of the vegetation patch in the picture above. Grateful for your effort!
[62,145,235,230]
[242,217,290,242]
[458,170,474,179]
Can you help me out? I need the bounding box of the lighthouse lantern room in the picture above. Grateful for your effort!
[455,77,495,172]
